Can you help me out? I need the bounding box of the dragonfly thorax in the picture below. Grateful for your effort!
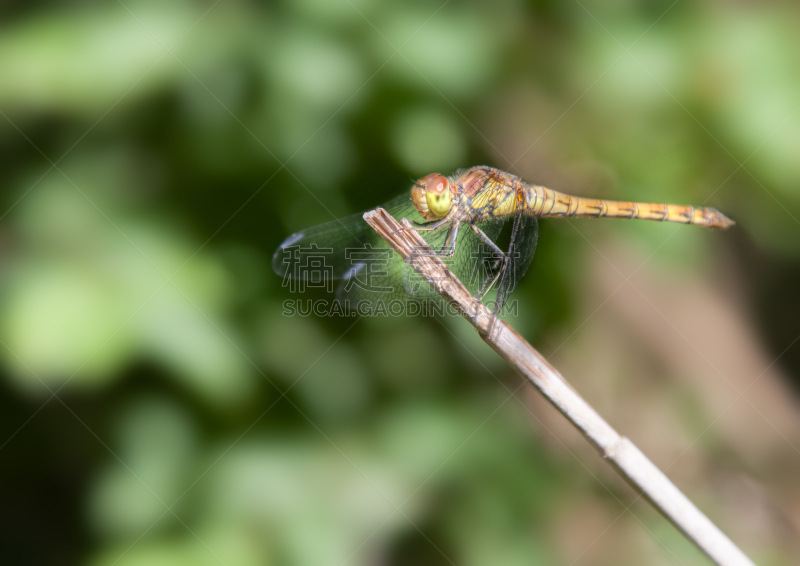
[411,173,453,221]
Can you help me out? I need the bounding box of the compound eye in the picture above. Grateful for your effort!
[421,173,448,195]
[421,173,451,217]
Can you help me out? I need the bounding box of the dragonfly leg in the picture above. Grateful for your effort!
[407,222,460,270]
[470,224,507,301]
[391,218,453,260]
[439,222,459,257]
[397,218,452,232]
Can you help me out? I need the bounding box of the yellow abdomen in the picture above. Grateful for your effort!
[524,186,734,229]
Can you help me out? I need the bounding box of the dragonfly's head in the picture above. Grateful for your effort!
[411,173,453,221]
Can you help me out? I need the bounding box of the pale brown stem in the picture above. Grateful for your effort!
[363,207,754,566]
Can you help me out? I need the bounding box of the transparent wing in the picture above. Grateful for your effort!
[272,195,442,307]
[396,216,505,301]
[271,194,416,281]
[272,194,509,310]
[495,202,538,313]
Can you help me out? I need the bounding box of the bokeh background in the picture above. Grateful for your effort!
[2,1,799,564]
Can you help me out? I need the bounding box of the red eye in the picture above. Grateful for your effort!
[421,173,448,194]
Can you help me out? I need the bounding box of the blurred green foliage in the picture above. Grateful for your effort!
[1,1,799,565]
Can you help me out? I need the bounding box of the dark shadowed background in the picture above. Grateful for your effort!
[1,1,799,565]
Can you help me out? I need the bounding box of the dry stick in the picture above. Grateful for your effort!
[363,207,755,566]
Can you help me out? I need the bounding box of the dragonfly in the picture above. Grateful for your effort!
[272,166,734,314]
